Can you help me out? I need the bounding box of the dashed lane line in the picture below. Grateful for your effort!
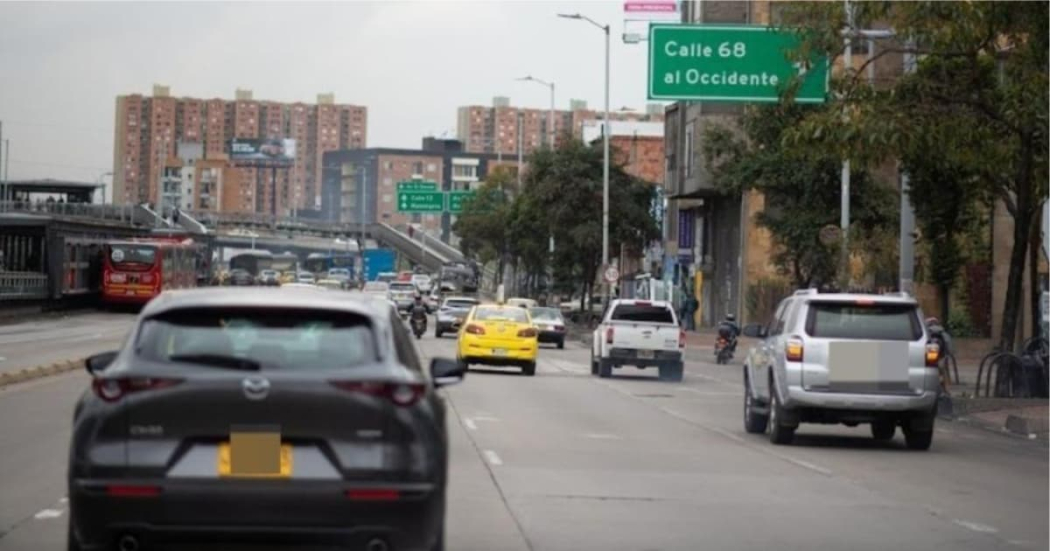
[483,450,503,466]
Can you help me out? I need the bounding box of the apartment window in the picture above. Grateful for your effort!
[383,177,393,187]
[382,194,392,204]
[684,121,695,177]
[413,162,424,174]
[426,163,436,173]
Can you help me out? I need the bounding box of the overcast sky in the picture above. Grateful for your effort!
[0,1,663,185]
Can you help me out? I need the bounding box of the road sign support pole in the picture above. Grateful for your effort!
[838,0,854,290]
[602,21,611,306]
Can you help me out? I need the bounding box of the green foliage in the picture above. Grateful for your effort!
[745,277,793,323]
[703,103,896,288]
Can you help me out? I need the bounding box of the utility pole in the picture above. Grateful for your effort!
[601,20,611,305]
[360,161,368,254]
[838,0,854,290]
[899,40,917,294]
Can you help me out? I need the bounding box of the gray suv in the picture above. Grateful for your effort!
[741,290,941,450]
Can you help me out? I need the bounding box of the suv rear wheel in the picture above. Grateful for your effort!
[871,420,895,441]
[744,377,768,434]
[768,386,796,445]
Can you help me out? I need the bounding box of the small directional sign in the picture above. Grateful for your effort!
[447,190,476,214]
[397,180,438,192]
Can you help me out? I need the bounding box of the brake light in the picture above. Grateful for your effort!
[925,342,940,367]
[329,381,426,406]
[106,485,161,498]
[606,326,614,344]
[465,324,485,335]
[345,488,400,501]
[679,328,686,349]
[91,377,183,402]
[785,338,804,362]
[517,327,538,338]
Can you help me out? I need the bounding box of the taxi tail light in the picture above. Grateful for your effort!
[517,327,538,338]
[345,488,401,501]
[925,342,940,367]
[606,326,615,344]
[785,338,804,362]
[329,381,426,407]
[465,324,486,335]
[106,485,162,498]
[92,377,183,402]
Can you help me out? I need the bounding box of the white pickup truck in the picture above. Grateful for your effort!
[590,299,685,381]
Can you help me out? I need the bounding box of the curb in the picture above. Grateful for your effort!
[0,358,84,389]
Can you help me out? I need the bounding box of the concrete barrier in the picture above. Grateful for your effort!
[0,358,84,388]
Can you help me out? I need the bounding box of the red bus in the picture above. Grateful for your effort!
[102,239,198,305]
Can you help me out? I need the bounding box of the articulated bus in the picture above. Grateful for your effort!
[102,239,199,305]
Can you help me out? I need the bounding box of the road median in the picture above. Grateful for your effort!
[0,357,84,388]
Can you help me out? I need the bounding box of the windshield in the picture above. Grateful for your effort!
[389,283,415,292]
[260,270,277,277]
[610,303,675,324]
[530,307,562,321]
[805,302,922,341]
[444,299,479,309]
[137,308,378,369]
[108,244,156,267]
[474,307,528,323]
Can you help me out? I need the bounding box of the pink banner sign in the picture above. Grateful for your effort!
[624,1,678,13]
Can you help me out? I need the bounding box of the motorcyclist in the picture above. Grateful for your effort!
[716,314,741,355]
[410,295,428,332]
[925,317,952,357]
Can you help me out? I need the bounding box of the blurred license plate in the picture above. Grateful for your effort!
[218,433,291,478]
[637,350,655,359]
[492,348,508,357]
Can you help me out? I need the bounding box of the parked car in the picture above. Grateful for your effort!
[591,299,684,381]
[69,288,465,551]
[530,307,567,349]
[435,296,481,338]
[457,304,538,376]
[741,289,940,449]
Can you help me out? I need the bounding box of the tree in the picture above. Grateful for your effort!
[781,1,1049,350]
[452,167,516,283]
[703,103,896,289]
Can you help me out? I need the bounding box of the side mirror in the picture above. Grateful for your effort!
[741,323,766,339]
[430,357,466,388]
[85,351,119,374]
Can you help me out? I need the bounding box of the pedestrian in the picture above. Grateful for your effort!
[683,293,698,331]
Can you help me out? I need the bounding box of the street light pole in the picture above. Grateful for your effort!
[558,12,611,303]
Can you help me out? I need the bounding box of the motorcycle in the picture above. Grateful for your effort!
[411,316,427,340]
[714,325,738,365]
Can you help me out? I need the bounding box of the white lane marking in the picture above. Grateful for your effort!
[686,371,738,386]
[483,450,503,466]
[585,433,622,440]
[951,519,999,534]
[463,418,478,431]
[0,356,6,362]
[33,509,63,520]
[1008,540,1032,548]
[473,415,500,422]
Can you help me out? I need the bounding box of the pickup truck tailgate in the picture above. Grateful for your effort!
[607,321,680,351]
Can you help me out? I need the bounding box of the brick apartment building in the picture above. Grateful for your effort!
[112,85,367,216]
[457,97,664,157]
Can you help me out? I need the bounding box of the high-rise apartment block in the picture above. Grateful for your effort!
[456,98,664,156]
[112,85,367,215]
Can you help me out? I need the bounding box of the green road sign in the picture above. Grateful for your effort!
[447,190,476,214]
[397,180,438,192]
[397,191,444,213]
[648,24,827,103]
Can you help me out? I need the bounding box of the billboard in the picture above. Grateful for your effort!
[228,138,296,166]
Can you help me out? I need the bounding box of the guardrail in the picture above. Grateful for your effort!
[371,223,450,271]
[0,271,48,301]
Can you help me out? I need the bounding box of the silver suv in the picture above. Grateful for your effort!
[741,290,941,450]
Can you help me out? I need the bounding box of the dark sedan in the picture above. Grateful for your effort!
[226,268,255,286]
[530,307,567,349]
[69,288,465,551]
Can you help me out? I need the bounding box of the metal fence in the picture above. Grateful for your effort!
[0,271,48,301]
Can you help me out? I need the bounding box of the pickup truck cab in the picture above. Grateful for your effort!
[591,299,685,381]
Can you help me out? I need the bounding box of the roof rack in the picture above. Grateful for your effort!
[793,288,820,296]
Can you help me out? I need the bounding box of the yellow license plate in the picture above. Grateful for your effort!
[492,348,508,356]
[218,434,292,478]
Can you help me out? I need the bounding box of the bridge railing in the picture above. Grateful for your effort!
[0,201,138,224]
[0,271,48,301]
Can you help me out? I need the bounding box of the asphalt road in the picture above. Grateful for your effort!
[0,313,1046,550]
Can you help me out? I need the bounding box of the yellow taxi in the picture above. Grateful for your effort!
[456,304,539,376]
[279,271,297,285]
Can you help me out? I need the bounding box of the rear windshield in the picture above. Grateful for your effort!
[805,302,922,341]
[611,303,675,324]
[444,299,479,309]
[137,308,379,370]
[530,307,563,321]
[475,308,528,323]
[389,283,415,292]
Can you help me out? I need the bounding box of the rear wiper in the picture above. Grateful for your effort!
[168,354,261,371]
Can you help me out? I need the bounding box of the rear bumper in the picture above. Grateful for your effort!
[459,335,538,364]
[784,385,938,413]
[69,479,442,551]
[538,330,565,343]
[436,319,463,333]
[606,348,682,369]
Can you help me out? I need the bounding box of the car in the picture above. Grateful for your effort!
[397,271,413,282]
[295,272,316,284]
[279,271,297,285]
[591,299,685,381]
[529,307,567,349]
[315,278,345,291]
[741,290,940,449]
[388,281,418,313]
[226,268,255,286]
[362,281,390,298]
[326,267,352,285]
[280,282,321,290]
[69,287,465,551]
[376,272,397,284]
[435,296,481,338]
[506,297,538,309]
[256,269,280,286]
[457,303,538,376]
[411,273,433,293]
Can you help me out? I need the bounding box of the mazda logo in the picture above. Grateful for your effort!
[242,378,270,401]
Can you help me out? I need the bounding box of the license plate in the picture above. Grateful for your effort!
[492,348,508,357]
[637,350,655,359]
[218,433,292,478]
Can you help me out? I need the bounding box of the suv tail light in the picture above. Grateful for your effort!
[606,326,615,344]
[329,381,426,406]
[517,327,538,338]
[785,338,804,362]
[925,342,940,367]
[465,324,485,335]
[91,377,183,402]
